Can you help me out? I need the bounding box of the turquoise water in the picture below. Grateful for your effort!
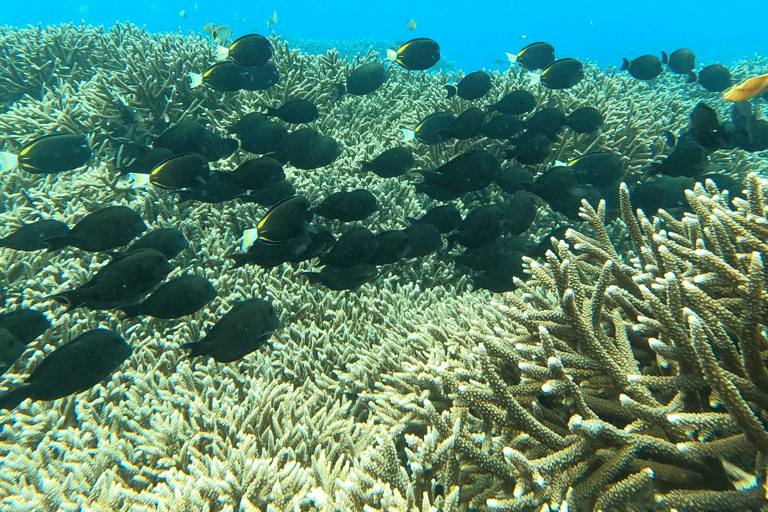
[7,0,767,72]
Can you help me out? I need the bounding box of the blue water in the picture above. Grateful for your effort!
[5,0,767,73]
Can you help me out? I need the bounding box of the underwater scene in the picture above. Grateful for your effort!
[1,2,768,511]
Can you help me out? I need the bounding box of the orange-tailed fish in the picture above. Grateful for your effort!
[723,73,768,102]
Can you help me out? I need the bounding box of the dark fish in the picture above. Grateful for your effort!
[407,204,461,233]
[738,119,768,152]
[412,112,456,144]
[388,38,441,70]
[225,33,272,67]
[228,157,285,190]
[568,152,624,187]
[118,275,216,319]
[440,107,486,140]
[121,228,189,260]
[190,61,254,91]
[471,252,525,293]
[530,166,575,203]
[401,224,443,257]
[435,149,501,193]
[319,227,378,269]
[44,206,147,252]
[242,62,280,91]
[697,64,731,92]
[303,263,378,290]
[256,195,314,245]
[244,180,296,206]
[487,90,537,115]
[117,147,174,176]
[444,71,492,100]
[447,205,504,249]
[481,114,526,139]
[314,189,378,222]
[0,329,131,411]
[16,133,92,174]
[275,128,340,170]
[664,130,677,147]
[631,175,694,215]
[620,55,663,80]
[540,58,584,90]
[515,42,555,70]
[49,248,172,310]
[148,153,211,190]
[367,230,411,265]
[530,225,570,260]
[181,298,279,363]
[229,113,288,155]
[689,102,736,151]
[412,180,462,201]
[652,140,712,177]
[507,133,553,165]
[0,220,70,251]
[495,165,532,194]
[662,48,695,77]
[230,224,334,269]
[153,121,238,162]
[175,171,248,204]
[264,100,319,124]
[497,190,536,235]
[344,62,388,96]
[361,147,414,178]
[524,108,567,141]
[566,107,604,133]
[0,309,51,376]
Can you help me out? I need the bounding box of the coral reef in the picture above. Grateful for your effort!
[0,21,767,511]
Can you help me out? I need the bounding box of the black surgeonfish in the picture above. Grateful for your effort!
[448,205,504,249]
[228,113,288,155]
[244,180,296,206]
[118,275,217,319]
[153,121,238,161]
[228,157,286,190]
[566,107,604,133]
[481,114,526,139]
[0,309,51,377]
[0,329,131,411]
[0,220,70,251]
[117,147,174,176]
[44,206,147,252]
[319,227,378,269]
[514,42,555,70]
[540,58,584,90]
[263,99,319,124]
[652,140,712,177]
[697,64,731,92]
[361,147,414,178]
[444,71,492,100]
[175,171,249,204]
[401,224,443,257]
[229,224,335,269]
[182,299,279,363]
[223,33,272,67]
[190,61,254,91]
[568,152,624,187]
[407,205,461,233]
[494,165,532,194]
[12,133,91,174]
[487,90,537,115]
[621,55,663,80]
[274,128,340,169]
[303,263,378,290]
[662,48,696,81]
[417,149,501,196]
[367,230,411,265]
[388,38,441,70]
[507,133,553,165]
[409,112,456,145]
[343,62,388,96]
[255,195,314,246]
[525,108,567,141]
[121,228,189,260]
[314,189,379,222]
[148,153,211,190]
[49,248,172,310]
[688,102,737,151]
[440,107,486,140]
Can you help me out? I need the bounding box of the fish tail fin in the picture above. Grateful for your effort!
[264,107,278,117]
[42,235,75,252]
[386,49,398,62]
[360,160,372,173]
[127,173,151,188]
[505,52,517,65]
[241,228,259,252]
[661,51,668,65]
[0,386,31,411]
[620,58,630,71]
[227,253,253,269]
[401,128,416,143]
[180,341,208,358]
[47,291,82,312]
[686,71,697,84]
[189,72,204,88]
[334,83,346,101]
[0,152,20,172]
[217,45,229,61]
[444,84,457,99]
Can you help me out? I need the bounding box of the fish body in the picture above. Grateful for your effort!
[314,189,378,222]
[13,133,91,174]
[0,309,51,376]
[122,228,189,260]
[229,157,285,190]
[508,133,553,165]
[148,153,211,190]
[49,248,172,310]
[406,19,417,31]
[225,33,272,67]
[524,107,567,141]
[242,62,280,91]
[303,263,378,290]
[565,107,604,133]
[175,171,248,204]
[481,114,526,139]
[367,230,411,265]
[697,64,731,92]
[275,128,340,170]
[441,107,486,140]
[190,61,253,91]
[387,38,440,70]
[407,204,461,233]
[229,114,288,154]
[445,71,492,100]
[154,121,238,161]
[494,165,532,194]
[723,73,768,102]
[345,62,388,96]
[0,329,131,410]
[117,148,174,176]
[256,195,314,245]
[361,147,414,178]
[662,48,695,76]
[401,224,443,257]
[540,58,584,90]
[229,224,334,269]
[0,220,70,251]
[181,298,279,363]
[568,151,623,187]
[44,206,147,252]
[515,42,555,70]
[448,205,504,249]
[487,90,537,115]
[264,100,319,124]
[411,112,456,144]
[118,275,216,319]
[621,55,663,80]
[244,180,295,206]
[319,227,378,269]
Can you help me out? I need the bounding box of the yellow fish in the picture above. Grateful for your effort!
[406,19,417,31]
[723,73,768,102]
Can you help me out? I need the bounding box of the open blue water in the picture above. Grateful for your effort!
[6,0,767,72]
